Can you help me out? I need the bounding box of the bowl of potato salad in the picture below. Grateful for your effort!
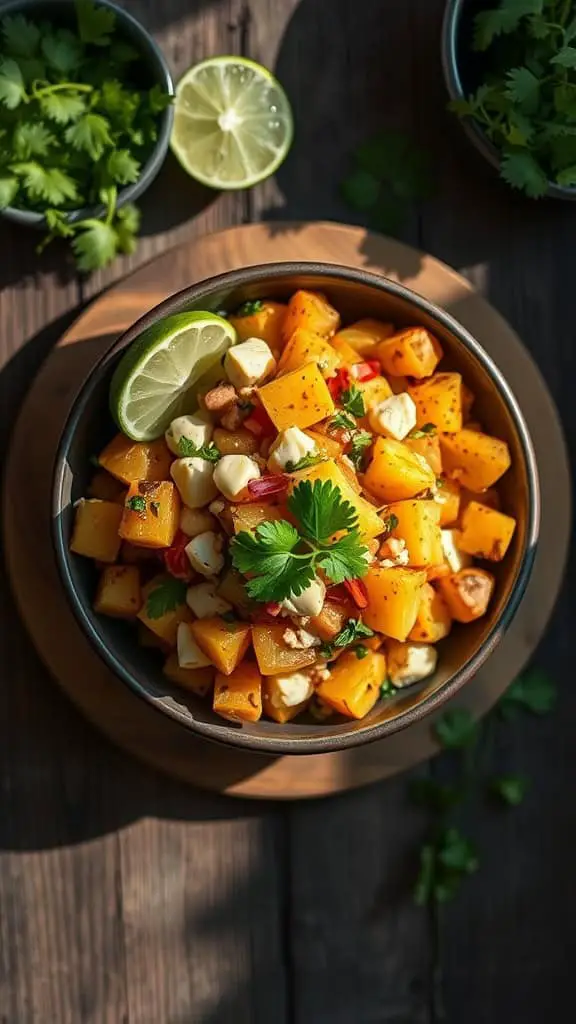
[52,263,539,754]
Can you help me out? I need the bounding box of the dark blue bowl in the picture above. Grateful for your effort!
[0,0,174,227]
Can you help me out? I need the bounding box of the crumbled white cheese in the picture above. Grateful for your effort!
[177,622,211,670]
[213,454,261,500]
[171,457,217,509]
[186,580,232,618]
[282,628,321,650]
[268,426,317,472]
[270,671,315,708]
[441,529,472,573]
[388,642,437,687]
[224,338,276,390]
[165,413,212,456]
[368,393,417,440]
[185,531,224,577]
[179,506,217,538]
[380,536,410,566]
[281,577,326,617]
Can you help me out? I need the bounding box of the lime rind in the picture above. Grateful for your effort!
[171,56,293,190]
[110,311,236,441]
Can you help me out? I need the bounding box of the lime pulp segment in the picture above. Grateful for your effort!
[171,56,293,189]
[110,313,237,441]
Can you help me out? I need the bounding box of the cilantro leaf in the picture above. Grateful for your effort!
[231,521,315,603]
[71,219,117,272]
[12,163,78,205]
[43,207,75,239]
[126,495,146,513]
[490,774,528,806]
[434,708,478,749]
[41,29,83,74]
[75,0,116,46]
[409,422,436,438]
[340,384,365,417]
[0,175,18,208]
[551,46,576,68]
[505,67,540,110]
[437,827,479,875]
[317,530,368,584]
[177,437,221,462]
[289,479,357,544]
[380,679,398,698]
[13,122,55,159]
[65,112,112,160]
[107,149,141,185]
[500,151,548,197]
[285,451,325,472]
[355,645,369,659]
[500,668,556,715]
[556,165,576,186]
[236,299,263,316]
[1,14,40,57]
[328,411,357,432]
[320,617,374,657]
[341,168,380,210]
[147,83,173,113]
[348,429,372,470]
[381,512,399,534]
[115,202,141,254]
[473,1,543,52]
[0,59,26,109]
[39,91,86,124]
[414,844,436,905]
[146,577,187,619]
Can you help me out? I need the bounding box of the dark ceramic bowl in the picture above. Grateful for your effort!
[52,263,540,755]
[442,0,576,201]
[0,0,174,228]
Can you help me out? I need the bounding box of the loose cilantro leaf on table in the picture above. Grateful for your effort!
[146,577,187,619]
[450,0,576,196]
[230,480,369,603]
[434,708,478,749]
[499,668,557,716]
[0,1,172,269]
[177,438,221,462]
[490,774,528,806]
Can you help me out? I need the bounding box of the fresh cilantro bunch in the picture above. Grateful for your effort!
[450,0,576,196]
[0,0,172,269]
[230,479,369,603]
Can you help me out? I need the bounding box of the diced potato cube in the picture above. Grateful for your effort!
[229,300,287,357]
[408,373,463,433]
[98,434,172,484]
[376,327,443,379]
[317,649,386,719]
[330,336,363,365]
[119,481,180,549]
[217,569,255,615]
[435,477,461,526]
[404,433,442,476]
[363,566,427,640]
[70,498,123,563]
[93,564,142,618]
[252,624,318,675]
[363,438,435,503]
[407,583,452,643]
[163,653,214,695]
[332,318,394,357]
[258,362,335,431]
[387,499,443,567]
[213,427,259,456]
[441,528,472,573]
[282,290,340,341]
[439,429,511,491]
[213,662,263,722]
[458,501,516,561]
[437,568,495,623]
[278,327,341,378]
[190,617,251,675]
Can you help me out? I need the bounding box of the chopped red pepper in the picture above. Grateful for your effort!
[327,366,351,401]
[325,584,350,605]
[343,577,369,609]
[163,530,194,581]
[244,405,275,437]
[265,601,282,617]
[247,474,289,499]
[351,360,379,383]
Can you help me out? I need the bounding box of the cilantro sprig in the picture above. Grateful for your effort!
[450,0,576,196]
[0,1,172,269]
[319,617,374,659]
[145,577,187,619]
[236,299,264,316]
[177,437,221,462]
[285,451,325,472]
[230,479,369,603]
[340,383,365,417]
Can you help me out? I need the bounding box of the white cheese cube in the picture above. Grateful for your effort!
[177,622,211,669]
[179,506,217,537]
[165,413,213,456]
[268,427,317,472]
[388,642,438,687]
[441,529,472,574]
[281,577,326,617]
[186,581,232,618]
[171,457,217,509]
[185,531,224,577]
[270,671,315,709]
[213,454,260,500]
[224,338,276,390]
[368,393,417,440]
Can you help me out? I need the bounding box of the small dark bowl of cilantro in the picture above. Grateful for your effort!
[0,0,174,269]
[442,0,576,199]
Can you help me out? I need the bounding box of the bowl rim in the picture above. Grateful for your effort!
[0,0,175,226]
[441,0,576,202]
[51,261,541,755]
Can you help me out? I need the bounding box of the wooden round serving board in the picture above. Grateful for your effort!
[3,222,571,800]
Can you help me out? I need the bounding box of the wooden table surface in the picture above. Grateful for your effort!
[1,1,574,1021]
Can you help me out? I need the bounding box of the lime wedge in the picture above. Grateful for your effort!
[171,56,293,190]
[110,312,236,441]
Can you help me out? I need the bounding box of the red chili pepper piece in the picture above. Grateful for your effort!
[247,474,289,499]
[367,358,381,374]
[327,366,351,401]
[163,530,194,581]
[343,577,369,609]
[351,361,378,383]
[244,405,275,437]
[325,584,350,605]
[265,602,282,617]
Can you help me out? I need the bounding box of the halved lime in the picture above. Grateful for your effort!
[171,56,293,190]
[110,312,237,441]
